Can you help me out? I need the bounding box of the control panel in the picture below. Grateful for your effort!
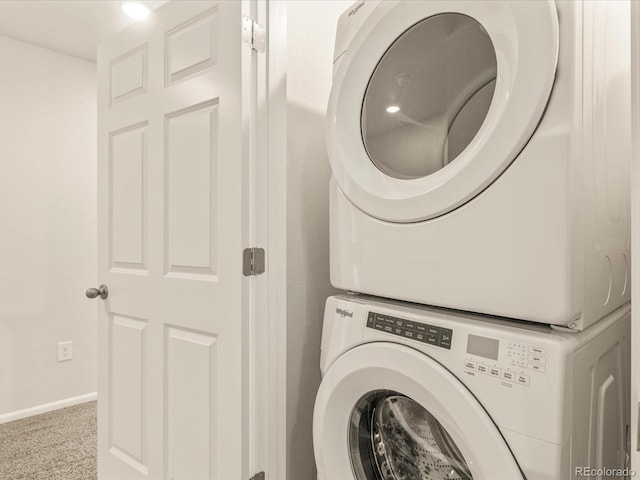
[367,311,452,350]
[463,337,548,388]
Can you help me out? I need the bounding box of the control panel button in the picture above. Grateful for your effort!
[439,328,453,348]
[528,363,546,373]
[501,370,514,382]
[477,364,488,374]
[528,354,546,364]
[489,367,501,377]
[528,346,547,356]
[516,374,530,386]
[366,311,453,350]
[464,361,476,371]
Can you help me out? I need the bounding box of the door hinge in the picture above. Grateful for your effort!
[249,472,265,480]
[243,247,265,276]
[242,16,266,53]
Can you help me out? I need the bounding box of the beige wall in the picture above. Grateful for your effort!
[286,2,352,478]
[0,36,97,416]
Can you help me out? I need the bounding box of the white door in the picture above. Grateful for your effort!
[94,1,258,478]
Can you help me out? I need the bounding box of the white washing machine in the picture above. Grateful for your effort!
[313,295,631,479]
[328,0,631,329]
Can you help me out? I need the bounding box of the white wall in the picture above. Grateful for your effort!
[0,36,97,416]
[286,2,351,478]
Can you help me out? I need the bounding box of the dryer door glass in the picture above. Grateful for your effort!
[362,13,497,180]
[349,390,473,480]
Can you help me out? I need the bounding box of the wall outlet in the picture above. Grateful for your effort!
[57,341,73,362]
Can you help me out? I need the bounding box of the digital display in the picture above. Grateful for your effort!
[466,334,499,360]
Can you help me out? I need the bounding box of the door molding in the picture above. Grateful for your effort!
[630,0,639,468]
[252,0,287,478]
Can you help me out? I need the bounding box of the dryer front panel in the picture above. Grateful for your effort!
[327,0,559,222]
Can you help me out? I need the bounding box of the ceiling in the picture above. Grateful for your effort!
[0,1,168,62]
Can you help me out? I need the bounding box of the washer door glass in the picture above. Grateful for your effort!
[362,13,497,180]
[350,390,473,480]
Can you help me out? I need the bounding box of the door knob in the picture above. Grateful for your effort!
[86,284,109,300]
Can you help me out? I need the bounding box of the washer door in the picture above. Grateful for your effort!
[327,1,558,222]
[313,343,524,479]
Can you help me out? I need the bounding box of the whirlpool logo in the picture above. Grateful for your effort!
[348,1,365,17]
[336,308,354,318]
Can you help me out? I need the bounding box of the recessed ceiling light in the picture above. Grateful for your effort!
[122,1,150,21]
[386,105,401,113]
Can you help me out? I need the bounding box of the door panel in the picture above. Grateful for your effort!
[110,315,147,472]
[166,327,218,479]
[165,100,218,278]
[109,123,147,271]
[97,2,250,479]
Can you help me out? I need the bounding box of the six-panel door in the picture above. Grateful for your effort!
[97,2,249,478]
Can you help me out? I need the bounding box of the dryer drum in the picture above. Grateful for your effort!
[361,13,498,181]
[349,391,472,480]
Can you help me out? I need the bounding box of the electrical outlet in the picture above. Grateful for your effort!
[58,341,73,362]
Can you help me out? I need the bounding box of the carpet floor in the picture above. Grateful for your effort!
[0,401,97,480]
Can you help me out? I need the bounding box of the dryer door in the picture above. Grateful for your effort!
[313,343,524,480]
[327,1,558,222]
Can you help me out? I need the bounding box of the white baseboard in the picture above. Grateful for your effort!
[0,392,97,425]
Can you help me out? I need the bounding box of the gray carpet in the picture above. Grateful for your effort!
[0,401,97,480]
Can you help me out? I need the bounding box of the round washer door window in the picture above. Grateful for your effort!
[350,390,473,480]
[362,13,497,180]
[313,342,525,479]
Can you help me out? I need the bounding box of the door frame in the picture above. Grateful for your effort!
[630,0,639,468]
[254,0,287,478]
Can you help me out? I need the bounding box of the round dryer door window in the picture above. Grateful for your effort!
[362,14,497,180]
[326,1,558,222]
[349,390,473,480]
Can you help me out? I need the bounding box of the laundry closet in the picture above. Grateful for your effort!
[313,2,633,479]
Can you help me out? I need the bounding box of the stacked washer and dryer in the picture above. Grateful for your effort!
[313,1,632,479]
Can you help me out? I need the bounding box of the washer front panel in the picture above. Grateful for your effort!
[313,342,525,480]
[327,0,559,222]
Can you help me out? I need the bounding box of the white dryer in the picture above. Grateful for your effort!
[313,295,631,480]
[328,1,631,329]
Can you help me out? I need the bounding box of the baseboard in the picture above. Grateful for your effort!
[0,392,97,425]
